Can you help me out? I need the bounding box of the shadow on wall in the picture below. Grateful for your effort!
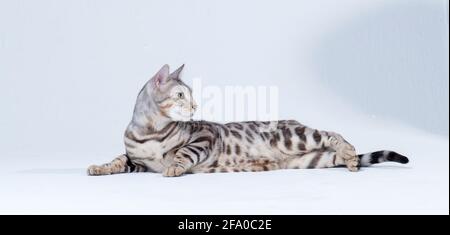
[312,1,449,136]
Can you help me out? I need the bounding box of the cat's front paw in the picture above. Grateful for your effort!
[163,165,186,177]
[87,165,111,176]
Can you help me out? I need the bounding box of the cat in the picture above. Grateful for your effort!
[87,64,409,177]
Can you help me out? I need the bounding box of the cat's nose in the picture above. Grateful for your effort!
[192,104,198,110]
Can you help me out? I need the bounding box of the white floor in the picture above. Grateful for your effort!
[0,125,448,215]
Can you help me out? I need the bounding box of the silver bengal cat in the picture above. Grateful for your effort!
[88,65,409,177]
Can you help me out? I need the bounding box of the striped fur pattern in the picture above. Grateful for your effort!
[87,65,409,177]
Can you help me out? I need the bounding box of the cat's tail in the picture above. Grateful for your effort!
[358,151,409,167]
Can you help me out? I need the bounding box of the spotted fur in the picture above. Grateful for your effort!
[88,65,409,177]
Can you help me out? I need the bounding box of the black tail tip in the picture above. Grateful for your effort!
[387,152,409,164]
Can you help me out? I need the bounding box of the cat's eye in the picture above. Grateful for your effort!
[177,92,184,99]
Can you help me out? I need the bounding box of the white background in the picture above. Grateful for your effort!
[0,0,448,214]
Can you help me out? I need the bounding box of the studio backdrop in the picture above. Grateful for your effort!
[0,0,448,214]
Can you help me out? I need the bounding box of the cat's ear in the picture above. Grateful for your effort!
[152,64,170,88]
[169,64,185,80]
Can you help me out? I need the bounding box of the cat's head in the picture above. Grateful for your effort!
[138,64,197,122]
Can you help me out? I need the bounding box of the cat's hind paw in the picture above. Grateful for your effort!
[344,155,360,172]
[329,135,360,172]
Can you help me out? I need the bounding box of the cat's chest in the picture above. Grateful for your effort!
[127,140,165,160]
